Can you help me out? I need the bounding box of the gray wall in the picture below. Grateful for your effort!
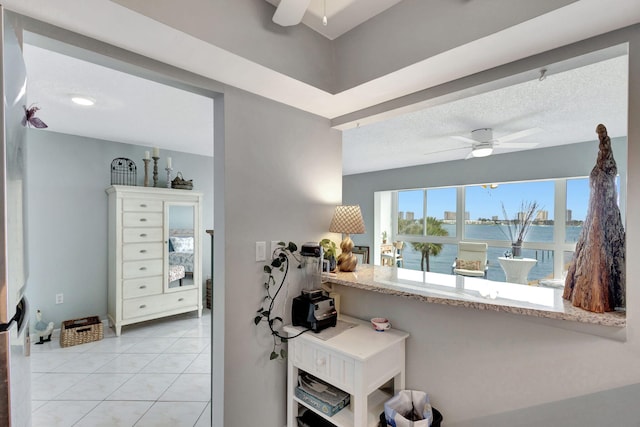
[214,87,342,427]
[25,129,214,328]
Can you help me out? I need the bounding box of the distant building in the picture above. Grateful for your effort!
[406,212,414,221]
[444,211,456,220]
[465,211,470,221]
[398,211,405,220]
[536,210,549,221]
[566,209,572,222]
[492,215,499,221]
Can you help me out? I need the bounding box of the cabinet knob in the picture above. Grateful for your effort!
[139,218,147,222]
[140,204,147,208]
[140,233,147,237]
[140,249,147,253]
[139,304,147,309]
[178,298,184,302]
[139,285,147,289]
[139,267,147,271]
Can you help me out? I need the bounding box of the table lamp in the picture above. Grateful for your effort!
[329,205,366,272]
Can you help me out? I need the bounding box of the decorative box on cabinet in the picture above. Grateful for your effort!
[284,315,409,427]
[106,185,203,336]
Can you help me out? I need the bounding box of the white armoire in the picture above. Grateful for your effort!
[106,185,203,336]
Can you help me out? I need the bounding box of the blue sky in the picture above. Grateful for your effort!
[399,179,591,221]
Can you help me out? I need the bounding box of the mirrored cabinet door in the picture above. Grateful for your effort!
[166,203,199,291]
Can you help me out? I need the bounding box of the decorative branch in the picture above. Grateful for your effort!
[499,200,541,244]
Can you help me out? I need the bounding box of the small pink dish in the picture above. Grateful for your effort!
[370,317,391,332]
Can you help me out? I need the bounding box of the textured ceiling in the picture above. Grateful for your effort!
[342,53,628,175]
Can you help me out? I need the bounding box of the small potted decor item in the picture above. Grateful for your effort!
[381,231,388,244]
[171,172,193,190]
[320,238,337,272]
[500,200,540,258]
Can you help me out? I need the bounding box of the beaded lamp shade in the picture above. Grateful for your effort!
[329,205,365,235]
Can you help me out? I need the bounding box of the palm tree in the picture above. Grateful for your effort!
[409,217,449,272]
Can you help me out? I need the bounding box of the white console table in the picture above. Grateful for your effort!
[498,257,537,285]
[284,315,409,427]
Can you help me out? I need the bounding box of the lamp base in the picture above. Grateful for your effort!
[337,234,358,272]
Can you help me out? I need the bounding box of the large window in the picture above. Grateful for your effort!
[390,177,623,283]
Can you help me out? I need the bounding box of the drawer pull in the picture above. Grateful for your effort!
[139,285,147,289]
[139,267,147,271]
[139,233,147,237]
[140,204,147,208]
[139,304,147,309]
[178,298,184,302]
[139,218,147,222]
[139,249,147,253]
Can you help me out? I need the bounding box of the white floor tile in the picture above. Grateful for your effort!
[159,374,211,402]
[52,352,117,373]
[134,401,207,427]
[107,373,179,401]
[30,352,78,372]
[194,402,212,427]
[125,337,179,354]
[184,353,211,374]
[165,337,210,354]
[31,373,88,400]
[55,373,133,400]
[84,336,140,353]
[31,400,100,427]
[73,400,154,427]
[140,353,198,373]
[95,353,158,373]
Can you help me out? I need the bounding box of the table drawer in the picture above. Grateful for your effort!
[123,212,163,227]
[290,340,354,392]
[123,276,163,299]
[123,198,163,212]
[123,227,163,243]
[123,289,198,319]
[123,242,164,261]
[123,259,163,279]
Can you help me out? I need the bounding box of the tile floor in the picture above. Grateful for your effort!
[30,310,212,427]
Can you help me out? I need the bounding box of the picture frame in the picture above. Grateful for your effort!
[352,245,370,264]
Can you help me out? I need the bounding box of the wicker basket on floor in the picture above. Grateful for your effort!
[60,316,103,348]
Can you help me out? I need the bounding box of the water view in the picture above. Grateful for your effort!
[399,224,582,282]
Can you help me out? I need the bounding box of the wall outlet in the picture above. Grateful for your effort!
[55,293,64,304]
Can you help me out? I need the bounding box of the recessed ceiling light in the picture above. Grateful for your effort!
[71,96,95,106]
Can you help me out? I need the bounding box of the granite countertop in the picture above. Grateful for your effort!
[323,265,626,328]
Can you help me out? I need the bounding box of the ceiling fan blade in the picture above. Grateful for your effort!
[496,127,543,143]
[497,142,539,149]
[272,0,311,26]
[451,135,476,144]
[464,151,475,160]
[424,146,469,156]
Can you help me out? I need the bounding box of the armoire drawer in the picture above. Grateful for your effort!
[123,276,163,299]
[123,290,198,319]
[123,212,163,227]
[123,198,163,212]
[123,242,164,261]
[123,259,163,279]
[122,227,163,243]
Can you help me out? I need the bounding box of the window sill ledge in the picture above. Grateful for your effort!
[324,265,625,329]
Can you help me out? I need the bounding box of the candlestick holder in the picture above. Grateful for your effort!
[165,167,173,188]
[152,156,159,187]
[143,158,150,187]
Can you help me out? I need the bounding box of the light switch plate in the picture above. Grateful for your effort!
[256,241,266,262]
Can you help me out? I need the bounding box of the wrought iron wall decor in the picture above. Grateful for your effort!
[111,158,137,186]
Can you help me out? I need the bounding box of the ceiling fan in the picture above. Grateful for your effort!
[271,0,312,26]
[451,127,543,159]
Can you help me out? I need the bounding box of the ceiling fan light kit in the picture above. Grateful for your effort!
[471,144,493,158]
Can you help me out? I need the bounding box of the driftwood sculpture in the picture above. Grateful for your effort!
[563,124,625,312]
